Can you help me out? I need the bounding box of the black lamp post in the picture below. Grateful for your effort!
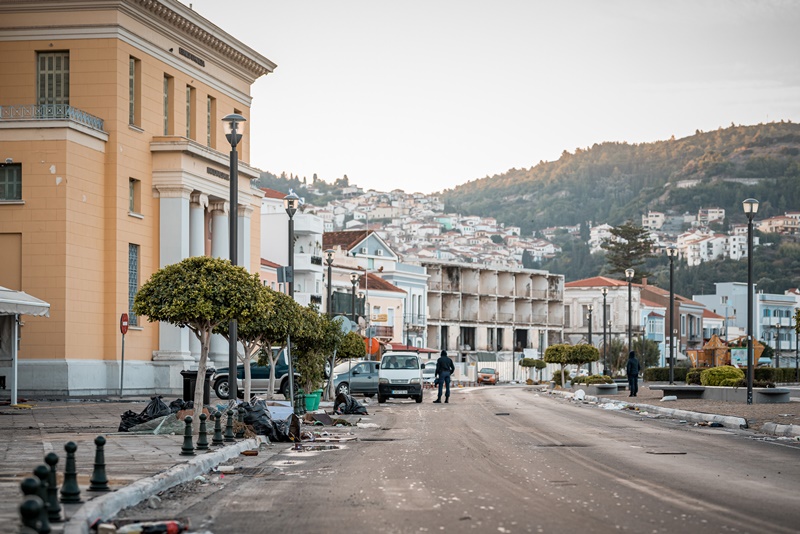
[350,273,360,323]
[222,113,245,402]
[324,249,334,317]
[587,304,593,375]
[601,288,608,375]
[666,245,678,385]
[743,198,759,405]
[626,268,634,354]
[283,192,300,298]
[774,321,781,368]
[284,191,300,412]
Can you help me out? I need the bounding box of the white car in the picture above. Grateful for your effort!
[568,368,590,379]
[422,361,437,384]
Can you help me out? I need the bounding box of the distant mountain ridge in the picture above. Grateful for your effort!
[440,122,800,235]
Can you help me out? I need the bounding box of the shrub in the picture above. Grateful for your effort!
[700,366,745,386]
[643,367,688,382]
[723,378,776,388]
[720,378,741,387]
[586,374,613,385]
[686,368,704,385]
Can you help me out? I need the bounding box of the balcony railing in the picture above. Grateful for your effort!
[0,104,105,132]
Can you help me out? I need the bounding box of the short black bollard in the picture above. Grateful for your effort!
[19,495,43,534]
[235,406,245,438]
[211,411,224,446]
[32,467,52,534]
[44,453,62,522]
[60,441,81,503]
[21,477,48,534]
[88,436,110,492]
[224,409,235,442]
[196,413,209,451]
[180,416,195,456]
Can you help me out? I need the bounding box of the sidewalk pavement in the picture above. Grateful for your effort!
[1,396,265,534]
[543,383,800,438]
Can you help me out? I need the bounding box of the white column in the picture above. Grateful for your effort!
[237,205,252,271]
[154,186,192,362]
[188,192,208,362]
[209,200,229,368]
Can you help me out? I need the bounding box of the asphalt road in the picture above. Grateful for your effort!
[119,386,800,533]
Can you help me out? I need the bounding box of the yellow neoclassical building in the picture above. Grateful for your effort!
[0,0,275,395]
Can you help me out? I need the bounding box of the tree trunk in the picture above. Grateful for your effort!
[268,352,280,400]
[193,330,210,435]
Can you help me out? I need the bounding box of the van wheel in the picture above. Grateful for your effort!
[415,394,423,403]
[377,395,387,404]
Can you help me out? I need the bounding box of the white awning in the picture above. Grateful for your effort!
[0,286,50,316]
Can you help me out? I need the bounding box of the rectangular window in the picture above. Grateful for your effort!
[185,85,195,138]
[564,305,571,328]
[129,178,141,214]
[206,96,216,147]
[128,244,140,326]
[0,164,22,201]
[163,75,173,135]
[581,305,591,327]
[37,51,70,106]
[129,57,141,126]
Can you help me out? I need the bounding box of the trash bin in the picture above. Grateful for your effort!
[180,369,214,406]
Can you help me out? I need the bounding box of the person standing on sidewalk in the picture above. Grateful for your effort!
[626,351,640,397]
[434,350,455,403]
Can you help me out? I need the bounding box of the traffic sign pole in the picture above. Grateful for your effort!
[119,314,129,398]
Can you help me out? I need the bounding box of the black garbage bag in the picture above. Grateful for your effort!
[168,398,192,413]
[333,393,368,415]
[242,400,277,442]
[273,413,301,442]
[140,396,171,420]
[118,410,148,432]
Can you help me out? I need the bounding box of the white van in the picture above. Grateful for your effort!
[377,351,424,403]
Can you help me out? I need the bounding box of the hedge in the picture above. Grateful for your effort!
[643,367,688,382]
[700,366,745,386]
[754,367,797,383]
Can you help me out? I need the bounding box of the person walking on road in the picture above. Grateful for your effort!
[626,350,640,397]
[434,350,455,403]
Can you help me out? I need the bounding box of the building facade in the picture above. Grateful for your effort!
[0,0,274,394]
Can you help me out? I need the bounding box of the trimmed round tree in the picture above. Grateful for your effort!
[568,344,600,376]
[520,358,547,382]
[133,256,263,421]
[255,288,305,399]
[544,344,571,386]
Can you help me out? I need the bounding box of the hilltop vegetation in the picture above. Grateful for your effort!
[441,122,800,235]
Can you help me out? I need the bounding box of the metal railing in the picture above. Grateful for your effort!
[0,104,105,132]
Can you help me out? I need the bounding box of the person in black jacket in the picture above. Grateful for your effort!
[434,350,455,403]
[626,351,640,397]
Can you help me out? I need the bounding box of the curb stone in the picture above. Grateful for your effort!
[760,422,800,438]
[545,389,748,430]
[64,437,261,534]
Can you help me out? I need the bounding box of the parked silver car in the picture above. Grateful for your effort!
[332,360,379,396]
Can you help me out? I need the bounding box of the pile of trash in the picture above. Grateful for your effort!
[240,399,301,442]
[118,396,192,434]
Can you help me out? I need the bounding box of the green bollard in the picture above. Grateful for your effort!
[211,411,224,446]
[235,407,246,438]
[88,436,110,492]
[32,467,52,534]
[19,496,43,534]
[224,409,235,442]
[196,413,209,451]
[180,416,195,456]
[60,441,81,503]
[21,477,48,534]
[44,453,62,522]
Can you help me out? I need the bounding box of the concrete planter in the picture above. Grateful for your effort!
[574,383,620,396]
[650,385,791,403]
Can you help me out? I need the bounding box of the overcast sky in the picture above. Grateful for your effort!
[183,0,800,194]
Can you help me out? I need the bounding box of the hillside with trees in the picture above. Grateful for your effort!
[441,122,800,235]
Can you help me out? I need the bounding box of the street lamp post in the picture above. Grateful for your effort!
[350,273,360,323]
[587,304,593,375]
[743,198,759,405]
[666,245,678,385]
[626,268,634,354]
[284,191,300,412]
[774,321,781,368]
[222,113,245,402]
[324,250,334,317]
[601,288,608,375]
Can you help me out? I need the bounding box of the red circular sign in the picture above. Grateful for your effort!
[120,313,129,335]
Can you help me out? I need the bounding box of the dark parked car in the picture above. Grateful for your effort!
[332,360,379,396]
